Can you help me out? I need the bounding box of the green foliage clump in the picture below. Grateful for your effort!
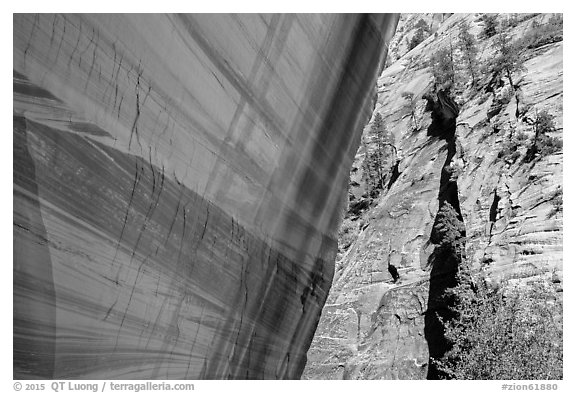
[547,187,563,218]
[430,47,455,91]
[338,218,359,252]
[409,28,426,51]
[489,31,526,91]
[525,110,562,162]
[361,112,395,197]
[409,19,431,51]
[497,110,560,164]
[534,109,556,134]
[521,14,563,50]
[515,131,529,142]
[415,18,431,33]
[436,277,563,379]
[500,14,520,30]
[362,148,383,196]
[532,135,563,159]
[401,91,419,131]
[432,202,465,258]
[497,140,521,163]
[458,21,479,88]
[480,14,499,38]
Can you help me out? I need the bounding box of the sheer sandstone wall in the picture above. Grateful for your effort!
[13,14,399,379]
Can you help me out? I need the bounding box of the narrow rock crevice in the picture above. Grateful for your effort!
[489,189,500,223]
[486,188,501,245]
[423,90,466,380]
[387,158,402,190]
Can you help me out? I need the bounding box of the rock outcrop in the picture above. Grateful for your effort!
[303,13,562,379]
[13,14,399,379]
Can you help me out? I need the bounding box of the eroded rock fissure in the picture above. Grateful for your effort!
[423,90,466,380]
[487,188,501,245]
[387,158,402,190]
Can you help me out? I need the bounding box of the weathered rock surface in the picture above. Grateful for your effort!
[13,14,399,379]
[386,13,452,64]
[303,13,563,379]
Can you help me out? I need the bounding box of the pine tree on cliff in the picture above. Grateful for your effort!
[524,109,561,162]
[431,201,466,261]
[409,19,430,50]
[480,13,498,38]
[373,113,391,170]
[362,148,380,196]
[490,30,525,93]
[409,29,424,50]
[361,112,396,197]
[401,91,419,131]
[458,21,479,88]
[430,46,455,91]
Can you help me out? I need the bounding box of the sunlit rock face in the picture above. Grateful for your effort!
[13,14,399,379]
[304,13,562,380]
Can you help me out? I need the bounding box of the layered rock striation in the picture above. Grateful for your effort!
[13,14,399,379]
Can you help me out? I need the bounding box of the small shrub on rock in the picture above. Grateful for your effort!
[409,28,426,50]
[500,14,519,30]
[497,141,521,164]
[548,187,563,218]
[537,135,563,157]
[338,218,360,251]
[480,14,499,38]
[436,277,563,379]
[524,109,562,162]
[520,14,563,50]
[515,131,529,142]
[430,47,456,90]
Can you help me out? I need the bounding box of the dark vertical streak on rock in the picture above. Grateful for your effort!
[295,15,387,220]
[228,254,249,379]
[103,298,118,321]
[288,246,332,379]
[78,27,96,69]
[200,204,209,241]
[117,95,124,120]
[387,159,401,189]
[23,14,40,59]
[49,14,57,50]
[165,181,184,247]
[116,249,152,349]
[112,50,124,112]
[487,188,501,245]
[112,159,143,282]
[128,153,165,269]
[67,21,82,69]
[175,14,285,140]
[128,66,145,151]
[54,15,67,63]
[84,28,99,91]
[489,188,500,223]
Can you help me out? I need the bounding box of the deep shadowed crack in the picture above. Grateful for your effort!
[423,90,466,380]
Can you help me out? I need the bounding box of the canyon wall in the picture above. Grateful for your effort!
[13,14,399,379]
[304,13,563,379]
